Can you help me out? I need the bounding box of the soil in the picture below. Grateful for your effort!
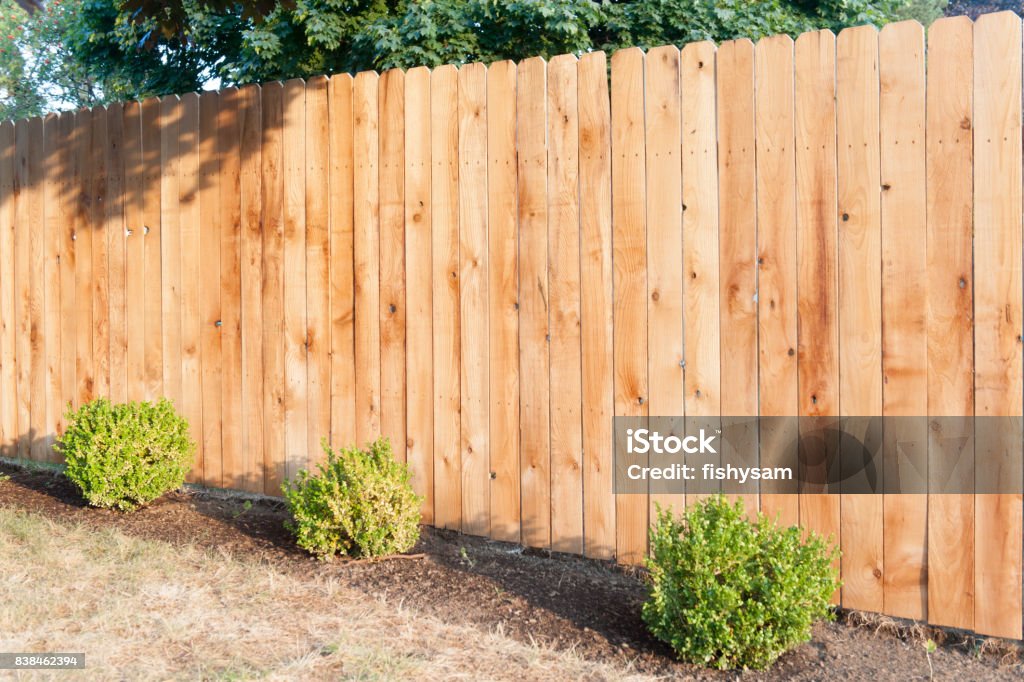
[1,461,1020,681]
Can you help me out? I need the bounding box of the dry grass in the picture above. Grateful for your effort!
[0,508,653,681]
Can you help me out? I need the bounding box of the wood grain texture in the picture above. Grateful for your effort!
[240,83,265,492]
[122,104,144,404]
[140,99,162,403]
[26,117,44,460]
[106,104,127,407]
[925,16,975,632]
[305,77,329,471]
[879,20,928,621]
[159,98,182,419]
[517,56,550,549]
[74,110,94,408]
[972,11,1023,640]
[0,121,15,449]
[42,114,62,460]
[578,51,615,560]
[836,24,883,613]
[430,64,461,532]
[458,62,489,538]
[282,78,308,480]
[58,113,77,427]
[755,34,800,528]
[795,30,841,602]
[13,119,30,458]
[644,45,684,518]
[487,60,520,543]
[90,110,109,404]
[353,71,382,445]
[611,47,648,564]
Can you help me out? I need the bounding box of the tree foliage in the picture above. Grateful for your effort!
[1,0,949,116]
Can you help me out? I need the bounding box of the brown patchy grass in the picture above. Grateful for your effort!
[0,508,652,681]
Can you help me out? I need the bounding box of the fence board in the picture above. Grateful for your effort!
[58,112,77,424]
[972,11,1023,641]
[218,88,243,489]
[74,110,94,408]
[379,69,407,464]
[487,59,520,543]
[836,24,883,613]
[405,66,434,523]
[27,117,44,460]
[717,39,759,514]
[925,16,975,632]
[681,41,721,503]
[305,77,329,470]
[611,47,648,564]
[91,110,109,405]
[198,92,223,488]
[879,20,928,621]
[282,78,308,480]
[140,99,162,402]
[160,98,182,419]
[431,64,461,531]
[123,104,144,404]
[14,120,30,457]
[578,51,615,560]
[43,114,62,460]
[644,45,684,519]
[755,34,799,528]
[106,105,127,407]
[178,94,203,481]
[261,81,287,494]
[517,56,550,549]
[328,74,356,452]
[0,121,13,450]
[240,84,265,491]
[353,71,382,445]
[458,62,489,538]
[795,30,841,603]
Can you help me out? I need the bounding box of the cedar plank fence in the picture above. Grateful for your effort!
[0,12,1022,640]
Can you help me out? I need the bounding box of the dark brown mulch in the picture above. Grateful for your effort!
[1,461,1020,680]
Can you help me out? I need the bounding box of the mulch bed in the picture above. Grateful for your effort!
[1,461,1019,680]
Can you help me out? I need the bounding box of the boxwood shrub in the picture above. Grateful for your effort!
[59,398,195,511]
[283,437,421,560]
[643,496,840,670]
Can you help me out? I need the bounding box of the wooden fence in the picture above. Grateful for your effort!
[1,11,1022,639]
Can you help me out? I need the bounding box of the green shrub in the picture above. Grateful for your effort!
[283,438,422,560]
[643,496,840,670]
[59,398,195,512]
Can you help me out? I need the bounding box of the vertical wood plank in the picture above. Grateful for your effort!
[27,117,44,459]
[218,88,243,488]
[91,109,109,404]
[13,119,28,456]
[283,78,308,479]
[755,34,800,528]
[836,24,883,613]
[160,97,183,415]
[240,84,265,492]
[123,103,145,403]
[58,112,77,425]
[611,47,648,564]
[305,77,329,468]
[548,54,583,552]
[717,39,759,514]
[926,15,975,632]
[328,74,356,450]
[178,94,203,481]
[140,99,162,403]
[75,109,94,408]
[107,104,127,407]
[379,69,407,463]
[405,66,434,524]
[458,62,489,537]
[681,41,721,503]
[354,71,382,445]
[795,30,841,601]
[198,91,223,488]
[973,11,1023,640]
[0,121,14,451]
[431,65,461,531]
[261,81,287,494]
[517,56,550,548]
[43,114,62,459]
[645,45,684,520]
[879,20,928,621]
[579,51,615,559]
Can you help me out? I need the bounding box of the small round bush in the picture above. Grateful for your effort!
[283,437,422,560]
[59,398,195,512]
[643,496,840,670]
